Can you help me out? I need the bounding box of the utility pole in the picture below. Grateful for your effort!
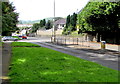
[52,0,56,42]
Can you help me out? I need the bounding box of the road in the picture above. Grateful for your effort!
[17,37,51,42]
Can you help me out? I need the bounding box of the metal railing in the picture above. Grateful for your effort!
[51,35,91,48]
[50,35,119,51]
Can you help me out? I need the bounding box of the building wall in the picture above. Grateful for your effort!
[36,29,63,36]
[84,33,97,42]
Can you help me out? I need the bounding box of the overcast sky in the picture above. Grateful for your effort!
[9,0,89,21]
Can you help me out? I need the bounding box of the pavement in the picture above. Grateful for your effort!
[31,42,119,71]
[56,37,120,52]
[0,43,11,83]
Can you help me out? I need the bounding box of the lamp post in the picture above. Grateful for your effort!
[52,0,56,42]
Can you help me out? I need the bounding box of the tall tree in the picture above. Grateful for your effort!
[78,2,120,32]
[0,1,2,34]
[45,20,52,30]
[66,15,71,28]
[32,23,40,33]
[63,13,77,35]
[2,2,19,36]
[43,19,46,26]
[78,1,120,43]
[40,19,46,27]
[70,13,77,31]
[40,20,43,27]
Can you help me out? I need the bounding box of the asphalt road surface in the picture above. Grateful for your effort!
[18,37,51,42]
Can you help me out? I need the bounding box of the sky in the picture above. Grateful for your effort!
[9,0,90,21]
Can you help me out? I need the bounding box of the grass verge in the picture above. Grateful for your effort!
[12,42,40,47]
[0,42,2,46]
[9,42,119,82]
[0,42,3,47]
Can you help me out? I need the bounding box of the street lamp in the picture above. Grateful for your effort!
[52,0,56,42]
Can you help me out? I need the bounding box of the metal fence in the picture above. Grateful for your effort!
[50,35,120,51]
[51,35,92,48]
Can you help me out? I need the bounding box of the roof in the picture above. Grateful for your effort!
[54,18,66,25]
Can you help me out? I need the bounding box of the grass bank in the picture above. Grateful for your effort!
[9,42,119,82]
[0,42,4,46]
[12,42,40,47]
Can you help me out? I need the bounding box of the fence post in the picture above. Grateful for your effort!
[65,38,66,45]
[73,37,74,44]
[61,38,62,44]
[77,38,78,45]
[82,38,83,47]
[69,37,70,44]
[88,40,90,47]
[56,39,58,45]
[51,37,52,43]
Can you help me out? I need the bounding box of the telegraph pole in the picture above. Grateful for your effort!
[52,0,56,42]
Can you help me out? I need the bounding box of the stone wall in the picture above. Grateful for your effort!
[84,33,97,42]
[36,29,63,36]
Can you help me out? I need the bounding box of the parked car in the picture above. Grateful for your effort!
[18,36,22,38]
[2,36,18,41]
[22,36,27,39]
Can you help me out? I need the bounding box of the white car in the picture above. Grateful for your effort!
[2,36,18,41]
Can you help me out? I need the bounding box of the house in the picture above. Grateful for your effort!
[54,18,66,30]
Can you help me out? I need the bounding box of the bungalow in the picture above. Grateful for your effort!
[54,18,66,30]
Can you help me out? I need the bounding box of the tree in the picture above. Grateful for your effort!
[63,13,77,35]
[78,1,120,43]
[40,20,43,27]
[70,13,77,31]
[43,19,46,26]
[2,2,19,36]
[32,23,40,33]
[40,19,46,27]
[66,15,71,28]
[78,2,120,32]
[45,20,52,30]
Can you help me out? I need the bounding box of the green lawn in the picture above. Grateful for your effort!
[12,42,40,47]
[9,42,119,82]
[0,42,3,47]
[0,42,2,46]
